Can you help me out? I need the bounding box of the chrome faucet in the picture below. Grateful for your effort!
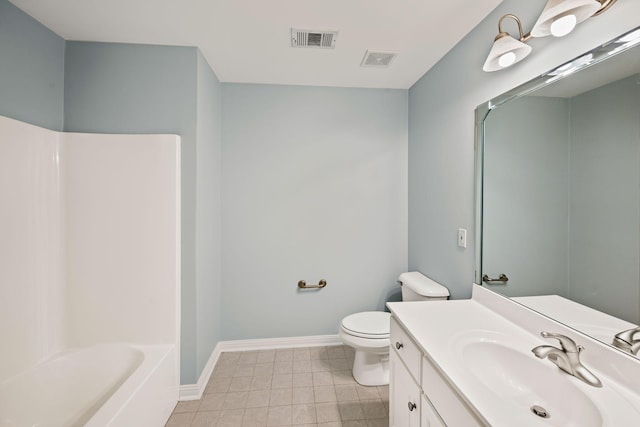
[532,331,602,388]
[612,326,640,355]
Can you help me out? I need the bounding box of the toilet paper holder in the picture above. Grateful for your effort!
[298,279,327,289]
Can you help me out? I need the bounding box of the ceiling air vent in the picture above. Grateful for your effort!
[291,29,338,49]
[361,50,398,67]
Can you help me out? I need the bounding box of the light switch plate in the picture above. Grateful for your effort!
[458,228,467,248]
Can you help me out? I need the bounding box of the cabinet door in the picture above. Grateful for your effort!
[390,349,421,427]
[421,395,446,427]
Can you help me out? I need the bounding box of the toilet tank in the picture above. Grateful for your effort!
[399,272,449,301]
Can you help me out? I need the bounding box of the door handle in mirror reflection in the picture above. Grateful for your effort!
[482,274,509,283]
[408,402,417,411]
[395,342,403,350]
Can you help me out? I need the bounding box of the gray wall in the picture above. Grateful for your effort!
[569,75,640,323]
[0,0,64,130]
[408,0,640,299]
[483,96,570,297]
[195,51,223,376]
[64,42,219,384]
[221,84,408,340]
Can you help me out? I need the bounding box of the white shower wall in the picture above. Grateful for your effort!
[0,116,180,382]
[0,117,66,381]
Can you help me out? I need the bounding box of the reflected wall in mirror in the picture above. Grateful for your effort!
[476,27,640,354]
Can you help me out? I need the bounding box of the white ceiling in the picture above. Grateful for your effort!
[10,0,503,89]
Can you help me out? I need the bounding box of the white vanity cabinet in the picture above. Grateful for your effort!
[390,316,480,427]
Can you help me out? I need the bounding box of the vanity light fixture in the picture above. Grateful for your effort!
[483,14,532,72]
[483,0,617,72]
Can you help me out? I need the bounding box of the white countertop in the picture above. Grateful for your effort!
[387,288,640,426]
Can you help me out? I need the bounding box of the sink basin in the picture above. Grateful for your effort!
[461,340,602,426]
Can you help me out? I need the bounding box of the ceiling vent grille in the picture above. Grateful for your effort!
[361,50,398,67]
[291,29,338,49]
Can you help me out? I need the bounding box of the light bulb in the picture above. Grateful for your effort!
[550,14,577,37]
[498,52,517,68]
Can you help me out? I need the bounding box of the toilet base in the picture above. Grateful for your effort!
[352,349,389,386]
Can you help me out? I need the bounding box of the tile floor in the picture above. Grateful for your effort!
[165,345,389,427]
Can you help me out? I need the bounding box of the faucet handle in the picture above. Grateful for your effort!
[614,326,640,344]
[540,331,581,353]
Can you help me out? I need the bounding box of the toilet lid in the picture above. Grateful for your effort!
[341,311,390,339]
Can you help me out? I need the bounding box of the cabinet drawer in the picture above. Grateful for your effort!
[422,356,483,426]
[390,316,421,382]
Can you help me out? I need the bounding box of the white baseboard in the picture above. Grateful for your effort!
[178,334,341,401]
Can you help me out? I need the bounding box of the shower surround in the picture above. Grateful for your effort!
[0,115,181,426]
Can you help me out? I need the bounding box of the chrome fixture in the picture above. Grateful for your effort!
[483,0,617,72]
[532,331,602,387]
[612,326,640,355]
[297,279,327,289]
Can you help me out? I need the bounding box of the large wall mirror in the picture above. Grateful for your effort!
[476,27,640,355]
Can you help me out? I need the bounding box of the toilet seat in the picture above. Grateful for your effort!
[340,311,390,339]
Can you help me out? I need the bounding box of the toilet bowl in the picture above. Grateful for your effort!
[339,272,449,386]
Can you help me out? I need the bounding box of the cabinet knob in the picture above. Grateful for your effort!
[408,401,417,411]
[395,342,403,350]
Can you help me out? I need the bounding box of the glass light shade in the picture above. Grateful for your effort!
[483,34,533,72]
[531,0,601,38]
[550,14,577,37]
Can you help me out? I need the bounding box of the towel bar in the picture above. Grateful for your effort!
[298,279,327,289]
[482,274,509,283]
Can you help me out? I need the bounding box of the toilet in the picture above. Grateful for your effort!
[338,272,449,386]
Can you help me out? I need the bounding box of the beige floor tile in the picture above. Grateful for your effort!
[293,372,313,387]
[274,361,294,374]
[375,386,388,400]
[191,410,221,427]
[292,403,317,424]
[270,387,293,406]
[328,359,349,372]
[167,347,389,427]
[327,346,346,359]
[257,350,276,363]
[246,389,271,408]
[331,370,355,385]
[311,359,331,373]
[255,362,275,376]
[314,386,337,403]
[360,400,386,419]
[251,375,273,390]
[312,372,333,387]
[217,408,245,427]
[338,401,364,421]
[309,347,329,360]
[334,385,358,402]
[293,348,311,361]
[239,351,259,364]
[275,349,294,362]
[173,400,200,413]
[230,376,253,392]
[272,373,293,389]
[243,407,269,426]
[355,386,379,401]
[267,405,293,426]
[223,391,249,409]
[234,364,257,377]
[165,412,195,427]
[206,376,232,393]
[315,402,341,423]
[293,360,313,373]
[292,387,315,404]
[199,392,226,411]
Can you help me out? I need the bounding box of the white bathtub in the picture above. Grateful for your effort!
[0,343,177,427]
